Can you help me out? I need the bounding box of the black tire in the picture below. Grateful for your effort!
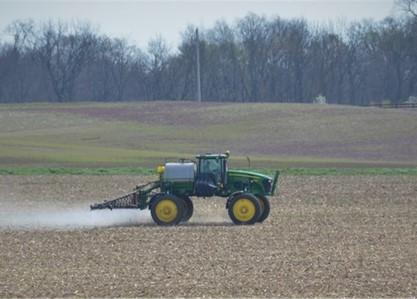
[228,193,261,225]
[150,194,184,226]
[256,195,270,223]
[181,196,194,223]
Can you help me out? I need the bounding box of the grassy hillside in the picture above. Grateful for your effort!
[0,101,416,168]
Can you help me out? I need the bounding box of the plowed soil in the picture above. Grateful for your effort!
[0,175,416,297]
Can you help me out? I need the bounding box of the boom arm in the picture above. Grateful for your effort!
[90,180,160,210]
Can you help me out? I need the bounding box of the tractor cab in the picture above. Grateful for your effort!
[194,152,229,196]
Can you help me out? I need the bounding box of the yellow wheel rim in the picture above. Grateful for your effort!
[232,198,256,222]
[155,199,178,223]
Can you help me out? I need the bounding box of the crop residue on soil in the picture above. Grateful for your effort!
[1,174,417,297]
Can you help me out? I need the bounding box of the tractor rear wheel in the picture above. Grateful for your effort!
[228,193,261,225]
[151,194,184,226]
[181,196,194,223]
[256,195,270,223]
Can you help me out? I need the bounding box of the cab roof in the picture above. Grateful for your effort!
[196,153,229,159]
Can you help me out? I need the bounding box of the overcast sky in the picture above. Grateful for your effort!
[0,0,397,48]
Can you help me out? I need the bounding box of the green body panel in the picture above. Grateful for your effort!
[159,169,276,199]
[224,169,274,197]
[227,169,272,181]
[161,180,194,198]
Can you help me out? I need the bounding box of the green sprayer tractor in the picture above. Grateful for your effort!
[90,152,279,225]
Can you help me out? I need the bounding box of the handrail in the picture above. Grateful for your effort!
[271,170,280,196]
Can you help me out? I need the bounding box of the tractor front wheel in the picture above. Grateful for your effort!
[228,193,261,225]
[151,194,184,226]
[256,195,270,223]
[181,196,194,223]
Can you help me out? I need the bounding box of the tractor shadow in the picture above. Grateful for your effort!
[180,221,234,227]
[107,221,234,229]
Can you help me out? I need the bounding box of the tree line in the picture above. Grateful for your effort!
[0,5,416,105]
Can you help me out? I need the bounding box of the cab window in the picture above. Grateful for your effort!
[200,158,221,182]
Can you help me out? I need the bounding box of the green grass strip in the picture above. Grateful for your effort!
[277,167,417,176]
[0,167,417,176]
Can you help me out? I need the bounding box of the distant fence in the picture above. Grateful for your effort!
[368,102,417,109]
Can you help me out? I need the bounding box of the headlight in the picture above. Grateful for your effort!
[263,179,272,193]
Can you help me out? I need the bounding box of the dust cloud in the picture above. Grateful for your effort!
[0,204,152,230]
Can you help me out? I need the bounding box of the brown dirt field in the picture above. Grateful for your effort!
[0,175,416,297]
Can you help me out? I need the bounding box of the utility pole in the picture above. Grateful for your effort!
[196,28,202,102]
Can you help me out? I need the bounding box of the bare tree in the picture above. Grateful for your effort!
[129,49,151,100]
[147,36,171,100]
[237,13,271,102]
[85,36,113,101]
[0,14,416,104]
[109,38,134,101]
[205,20,242,101]
[397,0,417,18]
[1,20,37,101]
[35,21,95,101]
